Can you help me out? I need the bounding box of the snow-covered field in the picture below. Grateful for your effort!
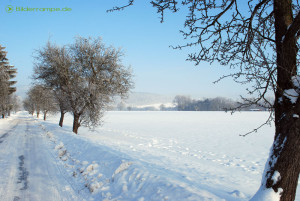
[1,111,299,200]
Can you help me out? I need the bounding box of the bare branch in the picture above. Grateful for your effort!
[239,111,274,137]
[107,0,135,12]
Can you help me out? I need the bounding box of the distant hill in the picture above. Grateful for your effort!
[112,92,174,110]
[124,92,174,106]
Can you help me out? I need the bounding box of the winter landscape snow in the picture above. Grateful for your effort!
[0,111,299,201]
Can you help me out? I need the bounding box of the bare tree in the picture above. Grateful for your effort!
[39,87,58,121]
[27,85,43,118]
[111,1,300,200]
[54,90,71,127]
[117,101,126,111]
[26,85,57,120]
[34,37,133,134]
[67,37,133,133]
[173,95,192,110]
[34,42,72,126]
[23,97,35,116]
[159,103,166,111]
[10,94,21,114]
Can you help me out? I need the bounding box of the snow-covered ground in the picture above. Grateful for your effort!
[0,111,299,200]
[0,113,83,201]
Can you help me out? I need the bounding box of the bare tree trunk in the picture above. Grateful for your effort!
[43,111,47,121]
[258,0,300,200]
[266,118,300,200]
[72,113,80,134]
[37,111,40,118]
[59,111,65,127]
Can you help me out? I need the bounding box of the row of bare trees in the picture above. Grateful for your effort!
[0,45,18,118]
[24,37,133,134]
[173,95,272,111]
[23,85,57,121]
[173,95,238,111]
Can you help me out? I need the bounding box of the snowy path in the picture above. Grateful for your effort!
[0,115,82,201]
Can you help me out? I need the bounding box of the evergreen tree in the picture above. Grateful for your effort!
[0,45,17,118]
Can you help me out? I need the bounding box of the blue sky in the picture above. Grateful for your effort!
[1,0,248,99]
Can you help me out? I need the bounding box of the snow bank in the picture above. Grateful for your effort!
[55,142,64,150]
[250,186,283,201]
[39,121,225,201]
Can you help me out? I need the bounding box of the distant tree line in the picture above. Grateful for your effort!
[23,85,57,121]
[24,37,133,134]
[0,45,19,118]
[173,95,270,111]
[114,95,271,112]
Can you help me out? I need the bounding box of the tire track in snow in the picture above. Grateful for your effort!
[13,155,29,201]
[17,155,29,190]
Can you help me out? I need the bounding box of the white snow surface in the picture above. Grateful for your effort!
[293,114,300,118]
[271,171,281,186]
[1,111,300,201]
[283,89,299,104]
[283,75,300,104]
[250,187,283,201]
[292,75,300,88]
